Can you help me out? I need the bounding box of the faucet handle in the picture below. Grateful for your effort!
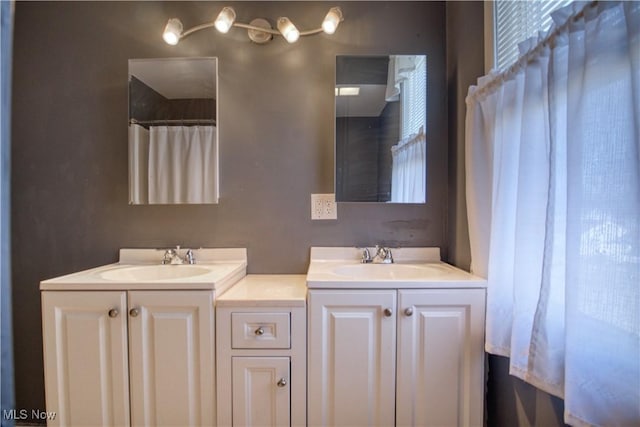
[383,248,394,264]
[162,249,175,265]
[360,247,372,263]
[375,245,394,264]
[185,249,196,264]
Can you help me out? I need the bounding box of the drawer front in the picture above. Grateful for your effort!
[231,312,291,349]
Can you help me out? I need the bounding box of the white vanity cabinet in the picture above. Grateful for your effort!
[216,275,307,427]
[40,248,247,426]
[230,356,291,426]
[127,291,215,426]
[41,291,130,426]
[308,288,486,427]
[42,289,215,427]
[307,290,397,426]
[395,289,485,427]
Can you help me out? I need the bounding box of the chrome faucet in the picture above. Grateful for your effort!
[161,246,196,265]
[374,245,394,264]
[360,246,394,264]
[361,247,373,263]
[184,249,195,264]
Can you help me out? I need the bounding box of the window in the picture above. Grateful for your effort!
[400,55,427,139]
[494,0,573,70]
[390,55,427,203]
[472,2,640,425]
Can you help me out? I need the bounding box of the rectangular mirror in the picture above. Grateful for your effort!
[335,55,426,203]
[128,57,218,204]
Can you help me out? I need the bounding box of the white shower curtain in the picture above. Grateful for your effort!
[465,2,639,426]
[128,124,149,204]
[148,126,217,204]
[391,131,426,203]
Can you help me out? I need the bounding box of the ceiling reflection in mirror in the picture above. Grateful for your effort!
[335,55,426,203]
[128,57,218,205]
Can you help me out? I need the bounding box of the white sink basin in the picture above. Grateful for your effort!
[40,248,248,292]
[100,265,213,281]
[332,263,450,280]
[305,247,486,289]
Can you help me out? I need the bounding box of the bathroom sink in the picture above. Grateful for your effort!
[306,247,486,289]
[331,263,450,280]
[100,265,214,281]
[40,248,248,292]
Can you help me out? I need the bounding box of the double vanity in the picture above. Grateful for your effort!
[40,247,486,427]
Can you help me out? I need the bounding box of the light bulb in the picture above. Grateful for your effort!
[277,17,300,43]
[322,7,343,35]
[215,7,236,33]
[162,18,183,45]
[337,87,360,96]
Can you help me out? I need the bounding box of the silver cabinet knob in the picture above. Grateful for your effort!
[255,327,265,336]
[129,308,140,317]
[108,308,119,318]
[383,308,393,317]
[404,307,414,316]
[277,378,287,388]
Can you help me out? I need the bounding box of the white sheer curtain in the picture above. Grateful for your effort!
[148,125,217,204]
[128,124,149,204]
[391,131,426,203]
[465,2,639,426]
[385,55,417,102]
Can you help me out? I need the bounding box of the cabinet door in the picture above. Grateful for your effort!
[308,290,396,427]
[396,289,486,427]
[232,357,290,427]
[42,291,130,427]
[128,291,215,427]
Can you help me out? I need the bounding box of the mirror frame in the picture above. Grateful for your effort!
[334,54,427,204]
[128,57,219,205]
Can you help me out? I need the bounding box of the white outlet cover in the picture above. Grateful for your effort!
[311,194,337,220]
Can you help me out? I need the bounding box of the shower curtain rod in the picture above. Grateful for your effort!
[129,118,216,126]
[470,0,598,100]
[391,126,425,154]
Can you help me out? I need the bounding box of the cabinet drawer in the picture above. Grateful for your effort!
[231,312,290,349]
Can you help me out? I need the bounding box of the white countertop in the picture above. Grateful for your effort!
[217,275,307,307]
[306,247,486,289]
[40,248,247,292]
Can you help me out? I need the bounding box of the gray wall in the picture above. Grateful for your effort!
[11,1,447,415]
[445,1,475,271]
[446,3,567,427]
[2,1,15,425]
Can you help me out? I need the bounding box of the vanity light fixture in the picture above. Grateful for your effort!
[322,7,343,35]
[214,7,236,33]
[162,18,183,45]
[162,6,344,45]
[277,17,300,44]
